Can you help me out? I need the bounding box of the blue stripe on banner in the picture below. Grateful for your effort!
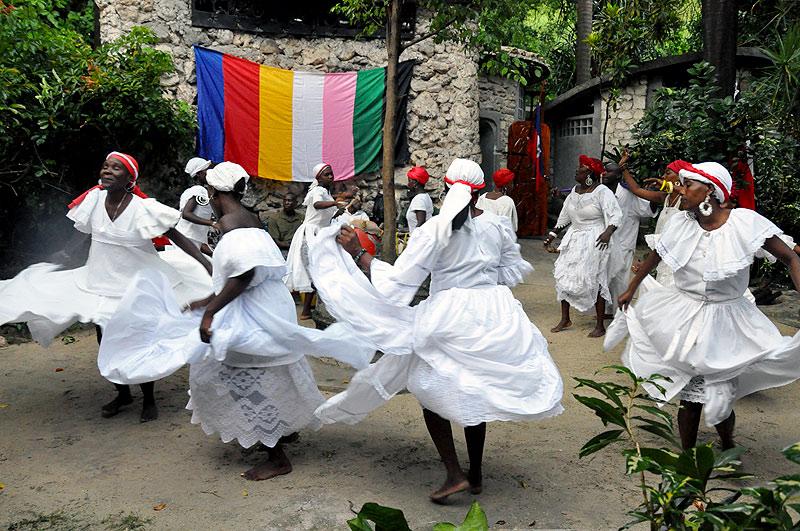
[194,46,225,162]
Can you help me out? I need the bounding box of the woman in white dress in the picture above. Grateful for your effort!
[610,161,800,449]
[307,158,563,503]
[405,166,434,233]
[0,152,212,422]
[476,168,518,231]
[97,162,373,480]
[285,163,345,319]
[543,155,623,337]
[175,157,217,255]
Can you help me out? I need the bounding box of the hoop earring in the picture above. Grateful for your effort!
[125,181,135,193]
[699,193,713,217]
[585,176,594,186]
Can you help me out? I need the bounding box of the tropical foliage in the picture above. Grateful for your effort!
[576,365,800,529]
[0,0,194,274]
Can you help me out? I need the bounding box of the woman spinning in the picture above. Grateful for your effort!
[98,162,372,480]
[307,158,563,503]
[610,161,800,449]
[544,155,623,337]
[0,152,211,422]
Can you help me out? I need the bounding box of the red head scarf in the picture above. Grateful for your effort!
[492,168,515,188]
[579,155,604,176]
[666,160,692,174]
[407,166,430,185]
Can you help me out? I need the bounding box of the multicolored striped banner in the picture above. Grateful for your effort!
[194,46,412,182]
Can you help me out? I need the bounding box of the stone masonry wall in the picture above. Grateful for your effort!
[96,1,481,219]
[599,74,647,148]
[478,75,524,155]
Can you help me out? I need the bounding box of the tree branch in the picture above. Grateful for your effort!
[399,17,457,52]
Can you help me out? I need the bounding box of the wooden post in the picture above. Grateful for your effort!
[380,0,401,262]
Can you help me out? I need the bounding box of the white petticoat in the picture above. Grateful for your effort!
[554,225,624,312]
[187,357,324,448]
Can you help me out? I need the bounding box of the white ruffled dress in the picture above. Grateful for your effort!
[285,185,338,292]
[605,209,800,426]
[476,193,518,232]
[97,228,373,448]
[174,185,213,247]
[308,212,564,427]
[553,184,624,312]
[0,189,210,346]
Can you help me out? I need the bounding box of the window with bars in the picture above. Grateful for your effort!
[558,115,593,137]
[192,0,417,39]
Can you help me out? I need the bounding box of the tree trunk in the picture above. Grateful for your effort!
[575,0,593,85]
[701,0,738,97]
[381,0,401,262]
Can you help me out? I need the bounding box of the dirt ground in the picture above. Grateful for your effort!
[2,242,799,530]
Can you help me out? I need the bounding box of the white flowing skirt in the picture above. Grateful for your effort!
[187,357,324,448]
[0,261,210,347]
[314,283,564,427]
[606,277,800,425]
[98,269,373,385]
[554,225,623,312]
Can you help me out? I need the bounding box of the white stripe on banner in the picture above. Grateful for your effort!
[291,72,325,182]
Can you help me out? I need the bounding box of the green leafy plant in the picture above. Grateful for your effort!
[347,501,488,531]
[576,365,800,530]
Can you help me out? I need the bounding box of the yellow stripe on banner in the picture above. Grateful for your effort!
[258,66,294,180]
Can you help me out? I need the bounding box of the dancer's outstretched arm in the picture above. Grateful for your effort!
[763,235,800,292]
[165,227,212,274]
[617,250,661,310]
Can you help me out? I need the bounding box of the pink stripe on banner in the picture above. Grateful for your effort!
[322,72,357,180]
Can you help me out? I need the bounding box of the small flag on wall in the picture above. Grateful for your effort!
[194,46,414,182]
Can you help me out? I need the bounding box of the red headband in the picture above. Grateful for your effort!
[407,166,430,185]
[667,160,692,174]
[107,151,139,181]
[492,168,515,188]
[579,155,604,176]
[444,176,486,190]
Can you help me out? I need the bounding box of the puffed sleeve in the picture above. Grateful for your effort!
[496,216,533,286]
[370,227,440,304]
[66,187,104,234]
[599,185,623,228]
[219,229,287,282]
[130,198,182,239]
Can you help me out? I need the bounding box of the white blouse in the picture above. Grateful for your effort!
[476,194,518,232]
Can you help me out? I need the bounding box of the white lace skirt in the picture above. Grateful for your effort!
[187,357,324,449]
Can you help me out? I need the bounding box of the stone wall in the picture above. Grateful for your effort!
[96,0,481,218]
[599,74,648,148]
[478,75,524,158]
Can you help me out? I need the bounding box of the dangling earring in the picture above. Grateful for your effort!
[125,181,135,193]
[699,193,713,217]
[97,178,103,186]
[585,176,594,186]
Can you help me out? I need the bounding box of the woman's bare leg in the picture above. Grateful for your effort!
[551,301,572,332]
[588,294,606,337]
[422,408,469,503]
[139,381,158,422]
[714,410,736,450]
[464,423,486,494]
[97,325,133,418]
[678,400,703,449]
[299,290,315,320]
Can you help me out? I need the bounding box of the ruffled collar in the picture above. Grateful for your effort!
[655,209,782,281]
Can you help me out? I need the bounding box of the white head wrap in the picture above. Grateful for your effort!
[678,161,732,203]
[184,157,212,178]
[426,158,485,249]
[303,162,333,206]
[205,161,250,193]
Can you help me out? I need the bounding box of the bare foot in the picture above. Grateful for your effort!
[140,401,158,423]
[550,320,572,333]
[298,313,312,321]
[467,469,482,494]
[241,459,292,481]
[101,394,133,418]
[588,326,606,338]
[430,477,470,504]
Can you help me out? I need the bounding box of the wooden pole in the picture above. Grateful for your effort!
[380,0,401,262]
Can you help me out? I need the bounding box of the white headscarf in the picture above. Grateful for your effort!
[206,161,250,193]
[184,157,212,178]
[427,158,485,249]
[678,161,732,203]
[303,162,333,206]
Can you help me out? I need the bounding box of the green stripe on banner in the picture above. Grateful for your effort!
[352,68,386,175]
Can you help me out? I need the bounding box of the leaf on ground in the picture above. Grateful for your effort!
[153,503,167,511]
[55,368,64,372]
[0,403,8,409]
[0,482,5,491]
[61,335,76,344]
[242,489,248,497]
